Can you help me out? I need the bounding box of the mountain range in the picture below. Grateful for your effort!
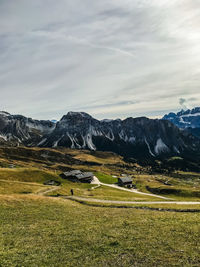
[0,109,200,161]
[163,107,200,138]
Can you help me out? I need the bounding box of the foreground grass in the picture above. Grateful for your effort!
[0,195,200,267]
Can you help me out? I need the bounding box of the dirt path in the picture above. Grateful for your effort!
[92,176,171,200]
[65,196,200,205]
[36,186,60,196]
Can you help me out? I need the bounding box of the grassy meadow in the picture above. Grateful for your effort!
[0,195,200,267]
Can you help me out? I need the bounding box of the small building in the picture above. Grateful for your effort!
[118,177,133,188]
[9,164,16,168]
[76,172,94,183]
[61,170,94,183]
[61,170,82,181]
[43,180,61,186]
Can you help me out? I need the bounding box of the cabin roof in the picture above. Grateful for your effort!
[62,170,93,180]
[63,170,82,177]
[118,177,132,183]
[76,172,94,180]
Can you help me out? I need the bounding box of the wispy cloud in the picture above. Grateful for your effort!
[0,0,200,120]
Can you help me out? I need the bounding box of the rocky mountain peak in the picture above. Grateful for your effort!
[0,111,11,117]
[163,107,200,129]
[61,111,93,121]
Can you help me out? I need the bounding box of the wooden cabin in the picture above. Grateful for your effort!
[118,177,133,188]
[61,170,94,183]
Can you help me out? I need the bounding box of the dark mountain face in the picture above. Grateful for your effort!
[40,112,200,160]
[163,107,200,138]
[0,111,200,160]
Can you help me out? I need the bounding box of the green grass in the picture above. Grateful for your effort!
[0,195,200,266]
[0,167,60,184]
[95,171,118,184]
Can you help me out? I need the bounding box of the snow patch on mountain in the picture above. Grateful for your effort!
[119,130,128,142]
[173,146,180,154]
[0,134,8,141]
[129,136,136,143]
[85,134,96,150]
[154,138,169,155]
[67,133,75,149]
[181,113,200,117]
[104,130,115,141]
[37,138,47,146]
[53,135,64,148]
[145,138,155,157]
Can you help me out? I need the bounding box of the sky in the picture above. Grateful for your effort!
[0,0,200,121]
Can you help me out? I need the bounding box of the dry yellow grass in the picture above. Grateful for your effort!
[0,180,45,195]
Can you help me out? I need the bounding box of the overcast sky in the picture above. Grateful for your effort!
[0,0,200,120]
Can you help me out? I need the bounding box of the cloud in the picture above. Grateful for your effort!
[0,0,200,120]
[179,98,189,110]
[179,97,198,110]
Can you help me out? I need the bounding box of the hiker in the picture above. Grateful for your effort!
[70,189,74,196]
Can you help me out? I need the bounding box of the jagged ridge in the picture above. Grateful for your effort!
[163,107,200,138]
[0,110,200,160]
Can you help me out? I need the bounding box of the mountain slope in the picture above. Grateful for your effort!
[41,112,200,160]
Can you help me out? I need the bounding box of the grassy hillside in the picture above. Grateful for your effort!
[0,147,199,266]
[95,172,118,184]
[0,195,200,267]
[0,167,159,202]
[0,180,45,195]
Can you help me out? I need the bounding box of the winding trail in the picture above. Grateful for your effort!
[100,182,170,200]
[92,176,171,200]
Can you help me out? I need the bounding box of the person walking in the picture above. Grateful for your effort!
[70,189,74,196]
